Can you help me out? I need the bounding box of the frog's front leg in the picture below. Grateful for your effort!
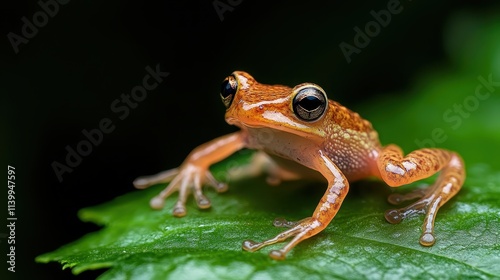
[243,151,349,260]
[376,145,465,246]
[133,132,245,216]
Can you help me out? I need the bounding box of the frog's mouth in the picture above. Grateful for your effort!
[225,117,263,129]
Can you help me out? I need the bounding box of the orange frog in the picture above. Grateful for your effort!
[134,71,465,260]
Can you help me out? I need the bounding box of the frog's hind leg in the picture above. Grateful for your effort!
[376,145,465,246]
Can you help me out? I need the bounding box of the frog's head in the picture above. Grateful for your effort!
[221,71,328,139]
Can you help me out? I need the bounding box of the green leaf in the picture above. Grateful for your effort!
[37,10,500,279]
[36,162,500,279]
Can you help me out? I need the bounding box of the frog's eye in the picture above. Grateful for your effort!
[220,75,238,108]
[292,85,327,122]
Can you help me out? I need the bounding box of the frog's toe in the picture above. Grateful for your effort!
[269,250,286,260]
[387,187,426,205]
[173,201,187,217]
[384,209,403,224]
[212,182,228,193]
[242,240,262,252]
[420,232,436,246]
[150,196,166,210]
[205,170,229,193]
[273,217,292,228]
[194,192,211,209]
[272,217,302,228]
[133,178,150,189]
[133,168,180,189]
[384,197,428,223]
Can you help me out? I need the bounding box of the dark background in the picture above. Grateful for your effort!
[2,0,497,279]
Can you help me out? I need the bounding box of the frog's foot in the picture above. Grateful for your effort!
[133,165,227,216]
[242,217,320,260]
[384,181,452,246]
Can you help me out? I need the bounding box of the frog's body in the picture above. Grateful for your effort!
[134,71,465,260]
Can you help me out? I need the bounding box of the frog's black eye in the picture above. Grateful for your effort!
[220,75,238,108]
[292,85,327,121]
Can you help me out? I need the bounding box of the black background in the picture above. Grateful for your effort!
[2,0,497,279]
